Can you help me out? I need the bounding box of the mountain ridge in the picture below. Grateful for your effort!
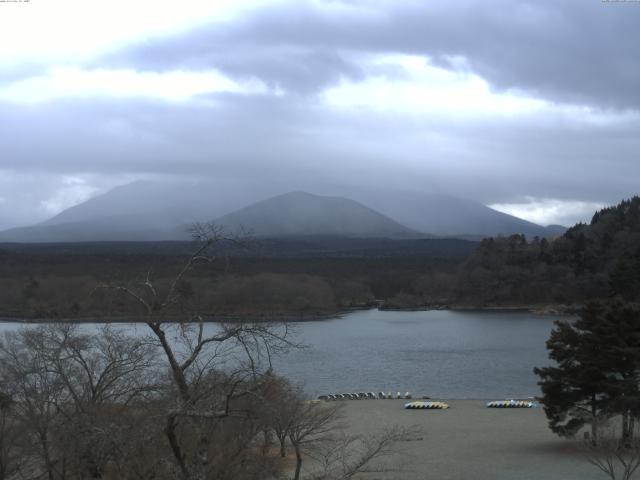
[0,181,566,243]
[210,191,423,239]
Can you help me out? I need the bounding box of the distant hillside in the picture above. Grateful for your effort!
[0,216,182,243]
[213,191,422,239]
[41,180,250,227]
[386,196,640,309]
[0,236,478,260]
[0,180,263,243]
[357,191,566,239]
[0,180,565,242]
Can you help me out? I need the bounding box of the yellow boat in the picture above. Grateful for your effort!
[486,400,536,408]
[404,401,449,409]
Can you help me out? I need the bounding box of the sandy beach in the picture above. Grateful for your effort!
[340,400,605,480]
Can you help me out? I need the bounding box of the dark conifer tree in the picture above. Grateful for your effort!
[535,300,640,444]
[535,304,611,444]
[591,300,640,443]
[609,250,640,301]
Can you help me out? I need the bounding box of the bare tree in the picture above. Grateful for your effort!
[259,374,300,458]
[42,324,159,478]
[258,377,417,480]
[0,323,161,480]
[0,329,69,480]
[101,223,295,480]
[0,391,24,480]
[287,400,345,480]
[307,425,420,480]
[585,423,640,480]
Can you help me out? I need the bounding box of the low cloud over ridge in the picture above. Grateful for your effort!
[0,0,638,229]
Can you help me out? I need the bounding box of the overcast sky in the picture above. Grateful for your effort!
[1,0,639,229]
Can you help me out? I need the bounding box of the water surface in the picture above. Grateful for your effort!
[271,309,561,398]
[0,309,564,398]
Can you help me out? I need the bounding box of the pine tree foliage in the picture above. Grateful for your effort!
[457,197,640,305]
[535,300,640,444]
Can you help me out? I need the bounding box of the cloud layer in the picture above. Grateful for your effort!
[1,0,639,229]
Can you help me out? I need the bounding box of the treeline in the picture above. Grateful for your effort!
[2,197,638,317]
[0,242,465,320]
[387,196,640,308]
[0,273,375,320]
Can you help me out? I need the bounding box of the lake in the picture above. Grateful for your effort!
[0,309,564,399]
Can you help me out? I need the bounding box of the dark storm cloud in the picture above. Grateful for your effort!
[1,0,640,229]
[1,90,639,207]
[102,0,640,109]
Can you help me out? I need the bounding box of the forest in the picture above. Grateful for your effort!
[449,196,640,307]
[1,197,639,320]
[0,237,471,320]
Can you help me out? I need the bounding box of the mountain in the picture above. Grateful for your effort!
[353,191,566,239]
[0,180,565,242]
[212,191,422,238]
[0,216,183,243]
[0,180,262,243]
[41,180,251,228]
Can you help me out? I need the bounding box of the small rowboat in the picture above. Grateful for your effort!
[486,400,536,408]
[404,401,449,410]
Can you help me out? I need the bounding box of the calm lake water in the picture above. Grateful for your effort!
[0,309,564,399]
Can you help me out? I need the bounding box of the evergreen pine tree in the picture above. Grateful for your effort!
[535,300,640,444]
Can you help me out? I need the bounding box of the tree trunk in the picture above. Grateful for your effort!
[280,438,286,458]
[40,433,55,480]
[148,323,190,401]
[196,430,209,480]
[293,444,302,480]
[591,396,598,447]
[261,430,271,455]
[165,414,190,480]
[150,323,194,479]
[622,411,629,445]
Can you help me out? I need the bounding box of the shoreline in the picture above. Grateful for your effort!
[381,303,580,315]
[0,304,579,324]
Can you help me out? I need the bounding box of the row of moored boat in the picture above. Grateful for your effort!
[317,395,537,409]
[486,400,536,408]
[404,400,536,409]
[405,401,449,409]
[318,391,413,401]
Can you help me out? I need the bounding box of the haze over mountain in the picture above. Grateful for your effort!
[0,180,247,242]
[213,191,421,239]
[358,192,567,239]
[0,1,637,237]
[0,180,566,243]
[41,180,252,228]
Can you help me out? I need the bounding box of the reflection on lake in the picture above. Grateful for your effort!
[0,309,565,399]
